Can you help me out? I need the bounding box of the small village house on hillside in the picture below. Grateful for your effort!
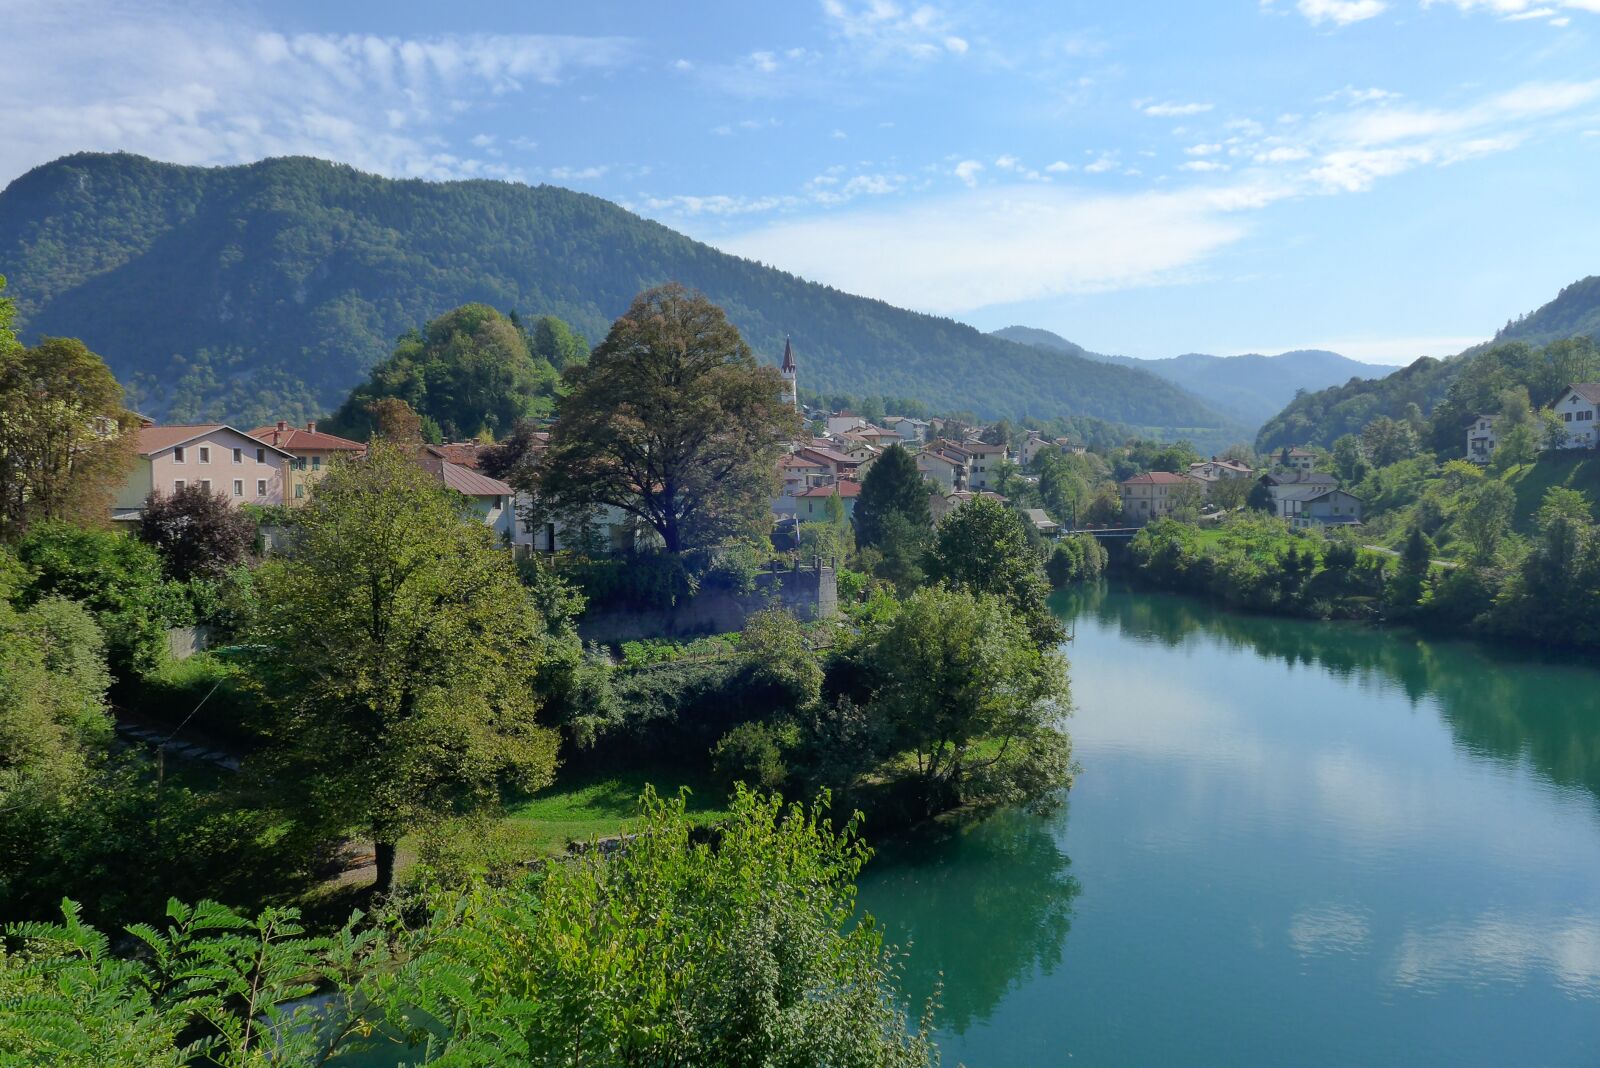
[796,479,861,521]
[930,489,1008,524]
[115,424,293,522]
[250,420,365,502]
[1467,414,1498,464]
[1118,471,1190,525]
[962,440,1009,491]
[917,449,963,492]
[1551,383,1600,449]
[1259,469,1340,521]
[415,454,522,547]
[1282,487,1364,530]
[1023,507,1060,535]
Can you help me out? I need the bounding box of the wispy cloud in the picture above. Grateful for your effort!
[0,0,632,186]
[1296,0,1388,25]
[819,0,970,61]
[953,159,985,186]
[1141,100,1215,117]
[1423,0,1600,23]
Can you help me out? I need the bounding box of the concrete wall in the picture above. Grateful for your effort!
[578,565,837,643]
[166,625,215,661]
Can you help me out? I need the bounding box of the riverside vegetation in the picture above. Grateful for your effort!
[0,278,1075,1065]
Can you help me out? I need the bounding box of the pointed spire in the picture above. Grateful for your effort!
[781,335,795,373]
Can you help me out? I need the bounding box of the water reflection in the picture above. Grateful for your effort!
[863,807,1080,1033]
[1056,583,1600,810]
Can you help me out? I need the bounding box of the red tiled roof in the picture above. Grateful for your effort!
[425,442,487,469]
[1120,471,1190,485]
[797,479,862,498]
[249,423,365,453]
[779,454,825,469]
[799,446,858,466]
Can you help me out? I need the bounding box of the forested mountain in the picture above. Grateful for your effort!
[0,152,1237,439]
[991,325,1388,428]
[1255,274,1600,452]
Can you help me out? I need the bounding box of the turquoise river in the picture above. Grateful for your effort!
[856,583,1600,1065]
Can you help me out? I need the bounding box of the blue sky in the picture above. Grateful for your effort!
[4,0,1599,364]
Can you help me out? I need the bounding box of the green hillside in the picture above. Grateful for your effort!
[0,152,1238,437]
[1255,274,1600,452]
[992,325,1388,428]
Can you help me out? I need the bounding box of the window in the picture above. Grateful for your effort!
[311,456,321,471]
[233,479,243,497]
[198,447,211,464]
[173,479,186,492]
[200,479,212,493]
[232,447,242,464]
[256,448,265,463]
[257,479,267,496]
[173,446,186,463]
[1566,412,1573,422]
[295,484,305,499]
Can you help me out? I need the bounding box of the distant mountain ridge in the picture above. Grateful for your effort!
[1254,273,1600,452]
[990,325,1390,428]
[0,152,1242,443]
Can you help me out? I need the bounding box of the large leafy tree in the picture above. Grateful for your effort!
[854,443,932,550]
[328,304,558,441]
[862,586,1070,815]
[927,495,1063,645]
[249,444,559,895]
[137,484,257,582]
[0,337,139,542]
[536,285,803,557]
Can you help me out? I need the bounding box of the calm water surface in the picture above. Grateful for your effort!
[858,584,1600,1066]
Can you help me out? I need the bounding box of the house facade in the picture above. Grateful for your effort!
[1261,470,1340,521]
[1118,471,1190,525]
[1282,488,1364,530]
[115,424,292,521]
[796,479,862,521]
[1467,414,1499,464]
[1551,384,1600,449]
[250,420,365,503]
[1275,447,1316,474]
[917,450,963,492]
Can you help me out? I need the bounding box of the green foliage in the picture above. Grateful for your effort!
[928,495,1063,645]
[0,336,139,542]
[854,443,933,552]
[326,304,559,441]
[14,522,188,678]
[8,152,1230,432]
[536,285,802,557]
[1046,534,1108,587]
[249,443,559,894]
[137,484,257,582]
[711,720,800,792]
[858,586,1071,815]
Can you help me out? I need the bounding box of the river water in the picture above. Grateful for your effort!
[857,583,1600,1065]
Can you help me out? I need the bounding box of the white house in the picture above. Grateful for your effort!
[114,424,293,523]
[1467,414,1499,464]
[1550,383,1600,449]
[884,416,929,444]
[826,412,867,436]
[962,441,1009,491]
[1019,431,1049,468]
[1280,487,1364,530]
[917,450,963,492]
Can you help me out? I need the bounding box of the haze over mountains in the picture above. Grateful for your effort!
[990,326,1391,429]
[0,152,1246,443]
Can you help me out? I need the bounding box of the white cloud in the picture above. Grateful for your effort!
[1296,0,1388,25]
[1141,101,1214,117]
[1180,160,1229,172]
[1320,85,1400,104]
[1045,160,1074,172]
[1255,145,1312,162]
[0,0,633,186]
[1185,143,1223,155]
[953,159,984,186]
[748,50,780,73]
[673,58,694,72]
[1084,156,1118,173]
[716,183,1263,313]
[819,0,970,61]
[1423,0,1600,22]
[548,164,609,181]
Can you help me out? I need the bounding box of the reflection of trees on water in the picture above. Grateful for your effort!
[1057,583,1600,809]
[862,807,1080,1034]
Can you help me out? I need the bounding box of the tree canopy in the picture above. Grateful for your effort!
[535,285,803,557]
[927,496,1063,646]
[249,443,559,894]
[853,443,932,551]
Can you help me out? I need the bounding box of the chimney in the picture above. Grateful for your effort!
[276,420,288,432]
[306,420,317,434]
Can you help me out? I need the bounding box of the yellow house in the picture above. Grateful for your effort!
[249,420,366,504]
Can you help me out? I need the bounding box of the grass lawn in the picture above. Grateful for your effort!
[502,761,732,856]
[1503,452,1600,533]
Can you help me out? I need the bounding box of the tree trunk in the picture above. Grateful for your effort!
[373,839,397,897]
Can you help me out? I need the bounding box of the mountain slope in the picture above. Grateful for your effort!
[1254,274,1600,453]
[0,152,1240,439]
[991,325,1390,428]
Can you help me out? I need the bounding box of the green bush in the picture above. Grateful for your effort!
[711,721,800,792]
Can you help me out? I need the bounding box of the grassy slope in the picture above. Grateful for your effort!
[1503,452,1600,534]
[503,763,731,856]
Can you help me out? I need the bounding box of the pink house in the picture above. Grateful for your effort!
[114,424,293,521]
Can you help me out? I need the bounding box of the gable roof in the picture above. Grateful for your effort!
[1279,487,1364,504]
[1562,383,1600,405]
[797,479,862,498]
[1262,469,1337,487]
[136,424,293,458]
[249,423,365,453]
[416,456,512,497]
[1120,471,1189,485]
[799,445,858,466]
[963,441,1008,455]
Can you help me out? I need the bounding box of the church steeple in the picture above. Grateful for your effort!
[779,335,797,409]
